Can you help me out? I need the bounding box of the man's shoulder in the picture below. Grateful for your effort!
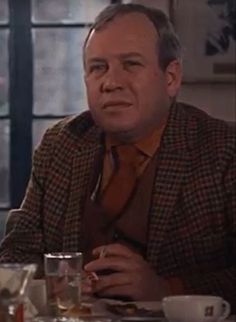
[37,110,100,148]
[177,102,236,145]
[34,110,100,162]
[177,101,234,126]
[43,110,96,139]
[166,102,236,165]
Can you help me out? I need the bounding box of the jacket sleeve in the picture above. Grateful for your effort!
[0,126,56,275]
[177,149,236,312]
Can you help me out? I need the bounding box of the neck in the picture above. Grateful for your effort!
[108,122,166,145]
[108,112,169,144]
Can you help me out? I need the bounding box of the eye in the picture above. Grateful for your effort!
[89,64,107,74]
[123,60,143,69]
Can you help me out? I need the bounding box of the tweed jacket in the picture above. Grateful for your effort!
[0,102,235,308]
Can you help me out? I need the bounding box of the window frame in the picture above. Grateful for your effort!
[0,0,121,220]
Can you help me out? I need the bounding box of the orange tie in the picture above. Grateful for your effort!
[101,145,139,216]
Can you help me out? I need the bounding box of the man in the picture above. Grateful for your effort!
[0,3,235,310]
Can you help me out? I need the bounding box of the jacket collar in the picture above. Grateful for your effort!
[160,102,198,152]
[62,102,198,154]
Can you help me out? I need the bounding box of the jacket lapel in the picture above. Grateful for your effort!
[147,103,193,264]
[147,149,190,264]
[63,124,102,251]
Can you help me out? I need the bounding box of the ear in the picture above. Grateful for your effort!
[165,60,182,98]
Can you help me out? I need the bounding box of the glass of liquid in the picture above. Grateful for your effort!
[44,252,82,318]
[0,263,37,322]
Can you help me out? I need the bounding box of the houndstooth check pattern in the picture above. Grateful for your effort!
[0,102,235,311]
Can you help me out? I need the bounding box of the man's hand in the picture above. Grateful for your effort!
[84,243,171,300]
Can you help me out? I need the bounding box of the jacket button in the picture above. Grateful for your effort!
[113,231,119,241]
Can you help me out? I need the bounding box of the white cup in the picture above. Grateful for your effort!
[162,295,231,322]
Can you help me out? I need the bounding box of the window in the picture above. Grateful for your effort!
[0,0,122,240]
[0,0,10,238]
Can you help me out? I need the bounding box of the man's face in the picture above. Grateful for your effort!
[84,12,181,142]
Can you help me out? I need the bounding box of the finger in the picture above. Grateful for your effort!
[92,272,131,293]
[81,274,94,295]
[84,256,139,273]
[81,282,93,295]
[92,243,141,259]
[96,284,134,299]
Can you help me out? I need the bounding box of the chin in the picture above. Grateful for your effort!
[95,114,140,140]
[105,125,139,142]
[104,121,135,133]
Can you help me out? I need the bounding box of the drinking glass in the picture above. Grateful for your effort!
[44,252,82,317]
[0,263,37,322]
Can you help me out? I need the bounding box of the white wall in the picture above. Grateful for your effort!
[127,0,236,122]
[179,83,236,122]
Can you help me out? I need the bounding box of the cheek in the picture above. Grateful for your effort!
[86,83,100,107]
[85,77,99,94]
[136,82,168,120]
[85,87,104,122]
[135,82,161,107]
[133,73,163,96]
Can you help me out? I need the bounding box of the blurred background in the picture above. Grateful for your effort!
[0,0,235,239]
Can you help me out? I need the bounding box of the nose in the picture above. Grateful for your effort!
[100,66,124,92]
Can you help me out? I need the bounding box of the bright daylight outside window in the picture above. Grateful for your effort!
[0,0,120,240]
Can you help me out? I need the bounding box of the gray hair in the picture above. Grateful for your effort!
[83,3,182,71]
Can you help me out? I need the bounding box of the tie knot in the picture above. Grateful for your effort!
[116,145,139,165]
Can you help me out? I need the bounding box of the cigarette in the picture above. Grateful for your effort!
[87,247,107,283]
[99,246,107,258]
[88,271,99,282]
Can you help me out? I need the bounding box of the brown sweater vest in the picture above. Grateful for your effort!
[81,149,158,265]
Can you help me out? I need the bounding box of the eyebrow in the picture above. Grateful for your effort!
[86,52,144,64]
[86,58,106,65]
[119,52,144,60]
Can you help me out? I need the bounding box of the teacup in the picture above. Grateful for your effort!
[162,295,230,322]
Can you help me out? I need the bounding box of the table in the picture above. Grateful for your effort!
[26,298,236,322]
[27,281,236,321]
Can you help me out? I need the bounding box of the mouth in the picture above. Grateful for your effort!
[102,101,132,110]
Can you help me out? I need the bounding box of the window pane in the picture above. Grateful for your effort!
[0,30,9,115]
[33,119,62,148]
[0,120,9,207]
[32,0,110,23]
[0,0,9,23]
[33,28,88,116]
[0,211,8,241]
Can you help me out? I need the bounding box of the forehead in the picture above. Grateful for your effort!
[84,12,158,59]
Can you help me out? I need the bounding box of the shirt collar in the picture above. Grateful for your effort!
[105,123,166,158]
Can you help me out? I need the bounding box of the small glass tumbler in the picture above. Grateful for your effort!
[44,252,82,317]
[0,263,37,322]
